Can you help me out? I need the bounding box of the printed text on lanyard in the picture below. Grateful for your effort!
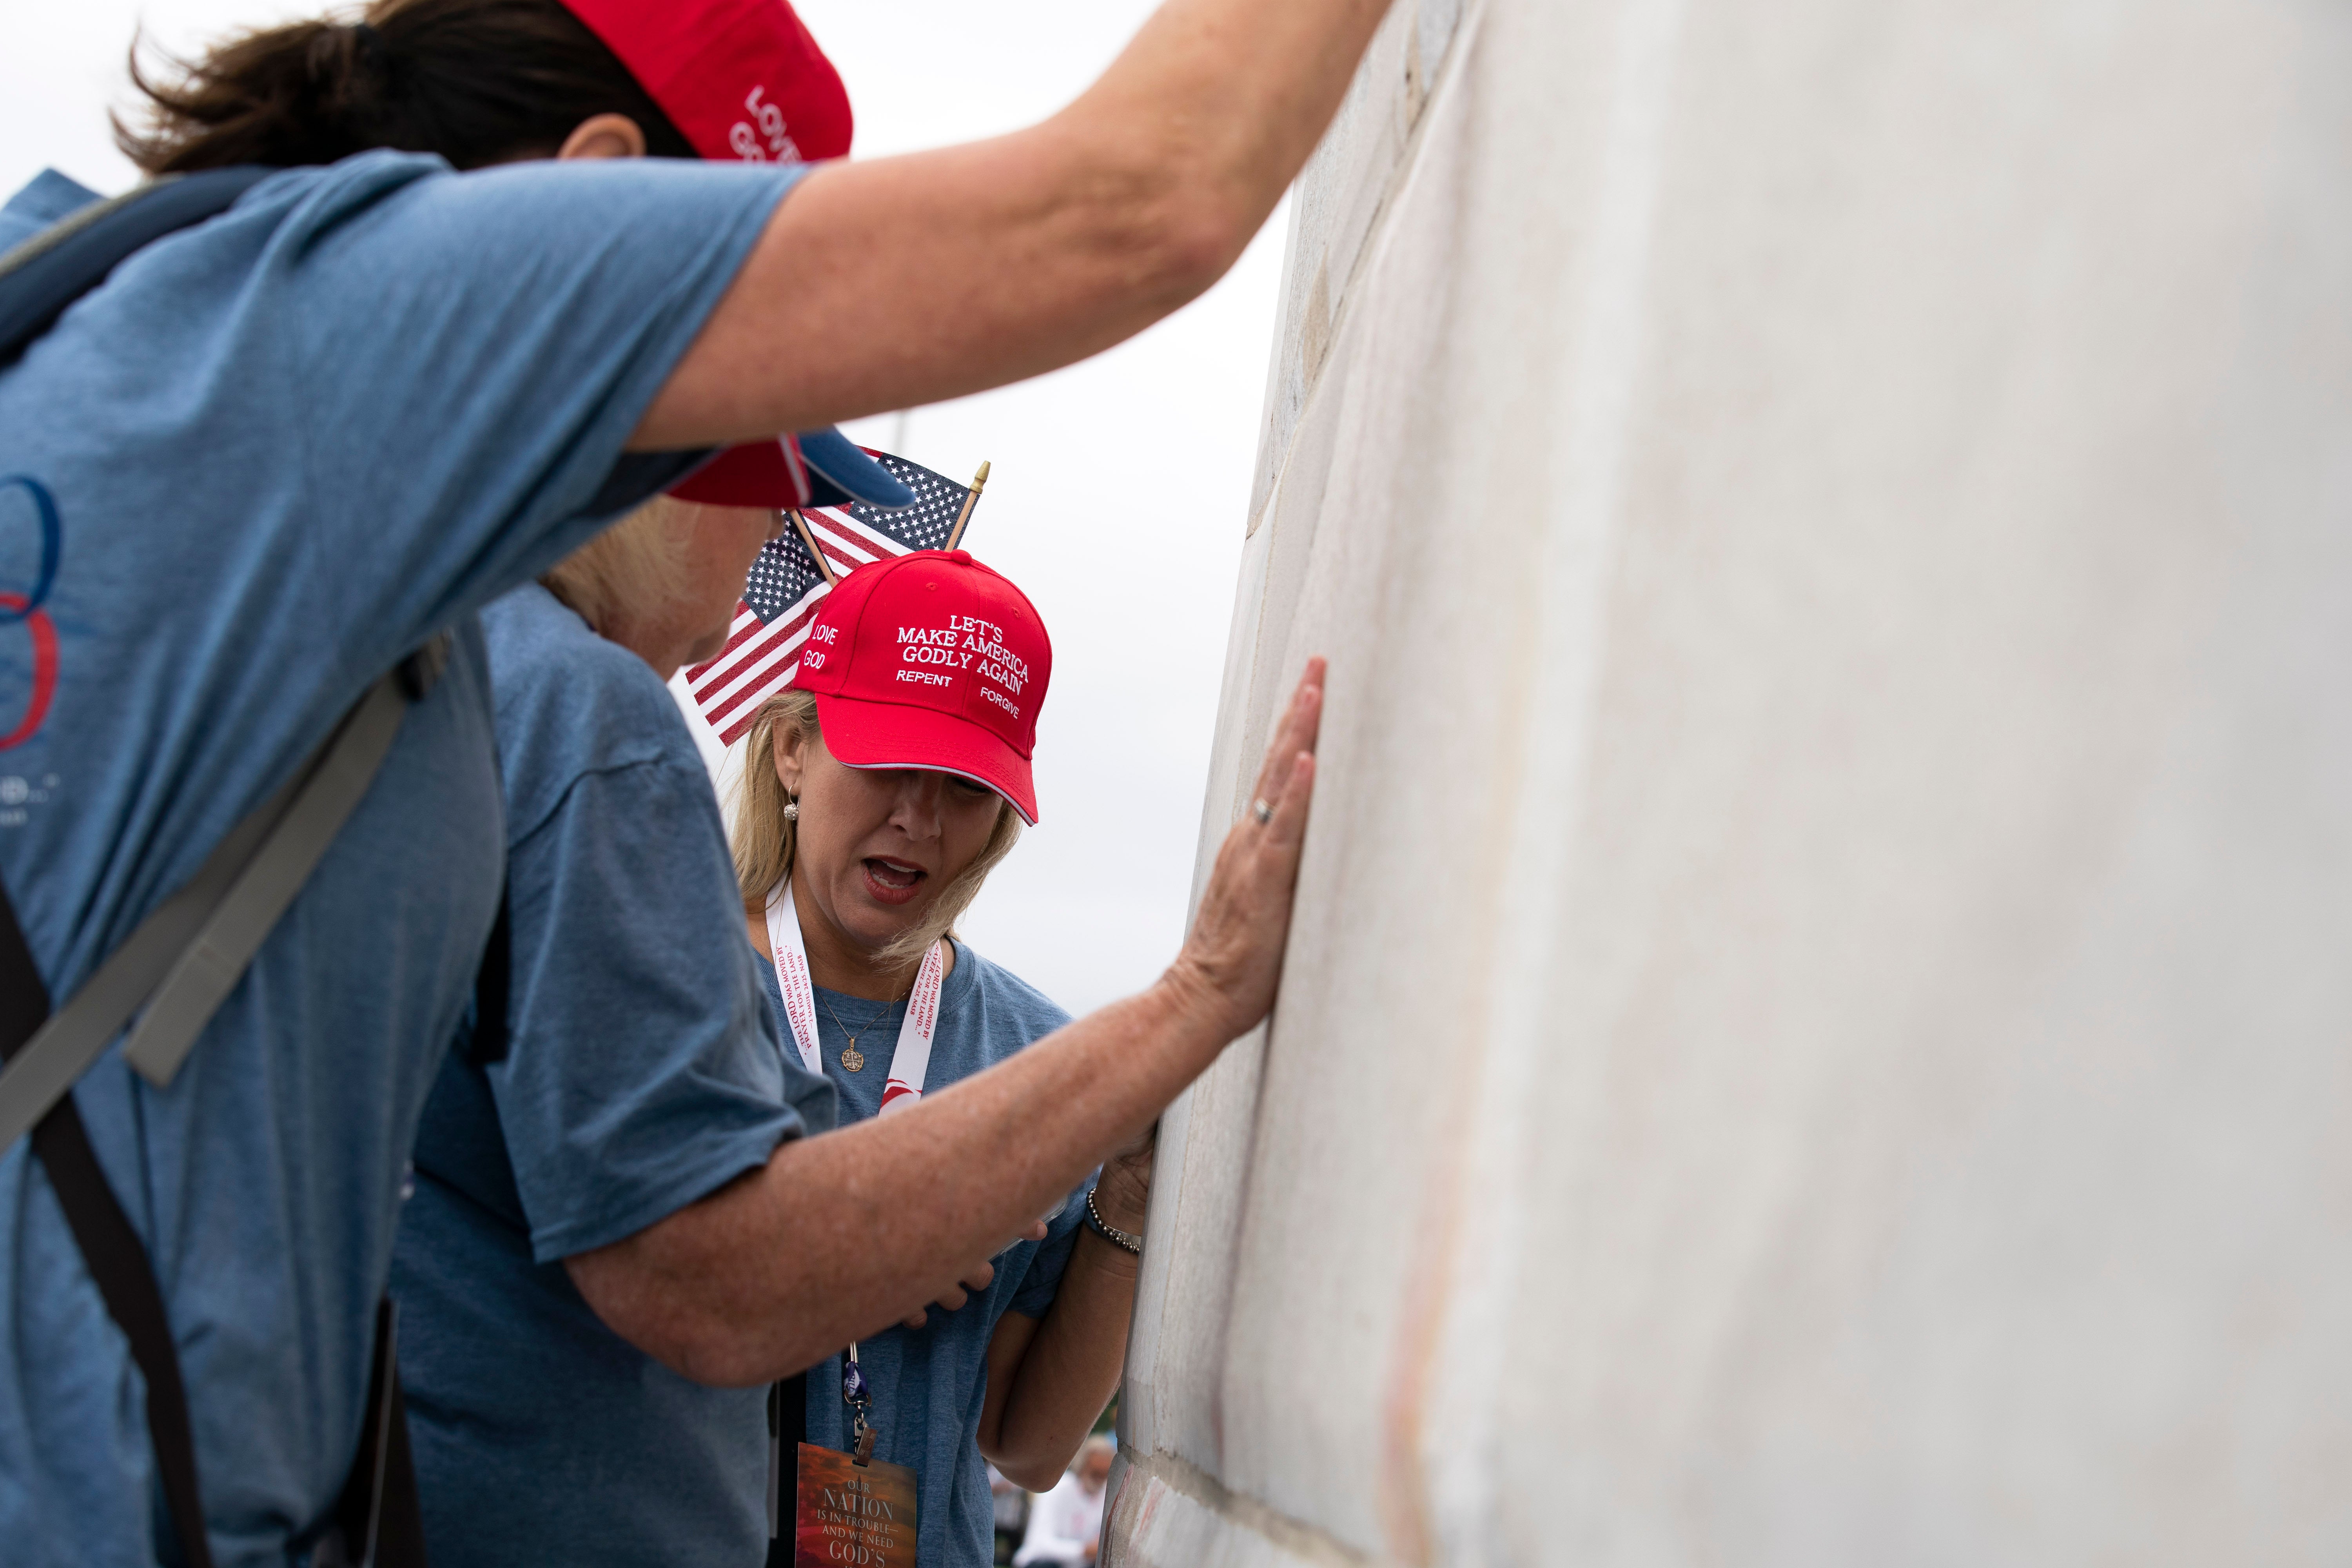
[764,880,945,1111]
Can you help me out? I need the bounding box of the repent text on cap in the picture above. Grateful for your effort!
[789,551,1052,825]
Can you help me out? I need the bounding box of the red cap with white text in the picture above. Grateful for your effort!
[559,0,851,164]
[561,0,858,508]
[790,552,1052,824]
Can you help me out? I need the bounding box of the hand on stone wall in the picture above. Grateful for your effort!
[1163,658,1326,1046]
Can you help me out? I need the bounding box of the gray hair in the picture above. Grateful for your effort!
[540,495,692,638]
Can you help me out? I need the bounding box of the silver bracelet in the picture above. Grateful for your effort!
[1085,1187,1143,1254]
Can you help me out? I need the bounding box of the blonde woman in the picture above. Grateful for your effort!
[731,549,1151,1567]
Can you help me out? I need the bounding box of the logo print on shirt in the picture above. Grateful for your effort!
[0,474,60,750]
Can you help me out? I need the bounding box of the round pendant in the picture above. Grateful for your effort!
[840,1044,865,1073]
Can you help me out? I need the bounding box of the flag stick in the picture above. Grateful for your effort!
[789,508,837,586]
[945,461,991,551]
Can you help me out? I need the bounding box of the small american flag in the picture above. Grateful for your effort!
[686,451,978,744]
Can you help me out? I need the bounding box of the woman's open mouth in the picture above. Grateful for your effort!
[861,857,929,906]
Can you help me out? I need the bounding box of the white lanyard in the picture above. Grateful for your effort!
[764,880,945,1114]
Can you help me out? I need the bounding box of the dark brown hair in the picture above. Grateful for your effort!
[117,0,695,175]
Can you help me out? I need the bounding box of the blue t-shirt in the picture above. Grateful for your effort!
[0,154,802,1566]
[392,584,838,1568]
[754,946,1087,1568]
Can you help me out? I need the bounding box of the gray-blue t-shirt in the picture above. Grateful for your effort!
[392,583,838,1568]
[0,153,801,1566]
[755,946,1087,1568]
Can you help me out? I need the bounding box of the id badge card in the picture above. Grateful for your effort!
[794,1442,918,1566]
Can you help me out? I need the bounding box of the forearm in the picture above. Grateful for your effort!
[574,662,1326,1387]
[1072,0,1396,230]
[631,0,1396,445]
[572,971,1215,1385]
[982,1231,1141,1490]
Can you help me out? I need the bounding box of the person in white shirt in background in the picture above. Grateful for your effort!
[1014,1436,1116,1565]
[989,1463,1031,1564]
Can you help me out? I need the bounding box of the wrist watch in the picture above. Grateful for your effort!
[1085,1187,1143,1255]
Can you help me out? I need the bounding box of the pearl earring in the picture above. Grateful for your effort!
[783,799,799,821]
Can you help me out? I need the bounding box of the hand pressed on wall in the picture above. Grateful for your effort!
[1164,659,1326,1048]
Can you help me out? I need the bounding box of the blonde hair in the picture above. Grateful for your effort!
[734,690,1024,966]
[541,496,692,637]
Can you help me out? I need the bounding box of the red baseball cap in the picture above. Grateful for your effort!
[667,429,915,510]
[560,0,870,508]
[790,551,1053,824]
[560,0,852,164]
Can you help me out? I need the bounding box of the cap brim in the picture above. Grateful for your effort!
[666,428,916,510]
[797,428,916,509]
[814,693,1038,825]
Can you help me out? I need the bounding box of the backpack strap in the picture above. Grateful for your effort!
[0,648,440,1154]
[2,881,218,1568]
[23,1094,218,1566]
[0,640,447,1568]
[0,167,272,363]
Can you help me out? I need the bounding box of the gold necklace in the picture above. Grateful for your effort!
[818,988,903,1074]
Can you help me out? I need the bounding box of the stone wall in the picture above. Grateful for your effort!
[1109,1,2352,1562]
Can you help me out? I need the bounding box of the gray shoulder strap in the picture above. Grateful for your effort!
[0,639,447,1157]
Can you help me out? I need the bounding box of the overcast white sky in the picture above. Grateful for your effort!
[0,1,1287,1016]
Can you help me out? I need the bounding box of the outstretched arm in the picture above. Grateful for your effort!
[569,662,1328,1385]
[630,0,1394,447]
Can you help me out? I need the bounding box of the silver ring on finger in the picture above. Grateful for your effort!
[1250,797,1274,826]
